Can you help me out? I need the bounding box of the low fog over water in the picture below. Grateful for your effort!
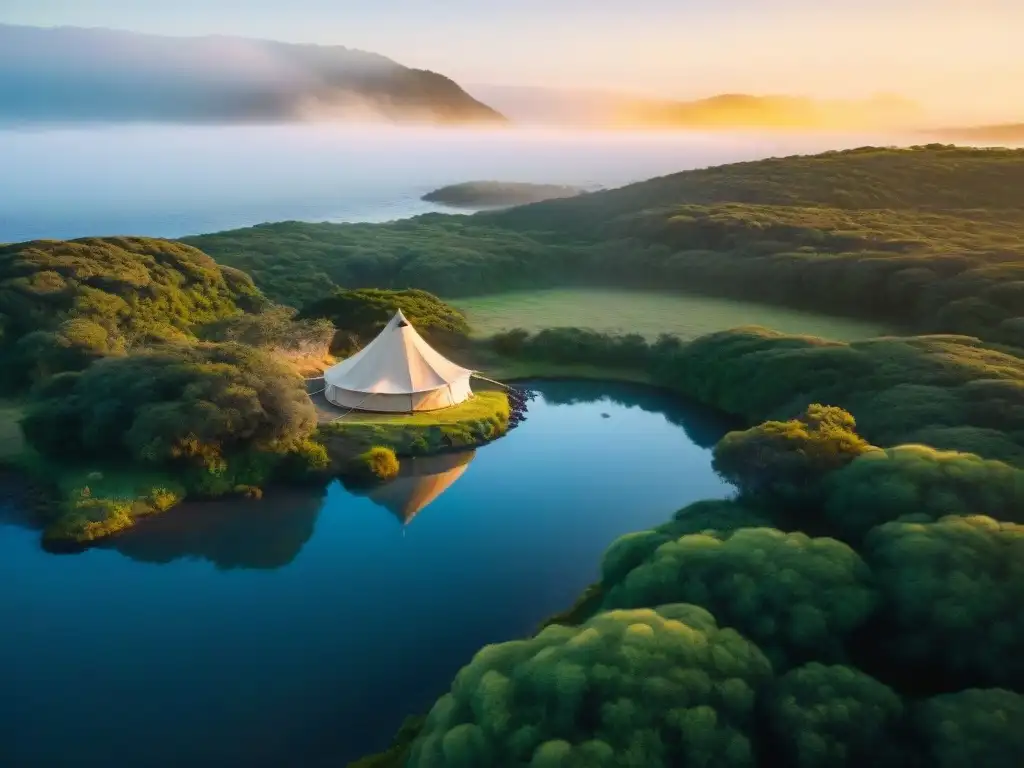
[0,124,929,242]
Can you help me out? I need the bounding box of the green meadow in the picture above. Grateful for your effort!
[456,288,894,341]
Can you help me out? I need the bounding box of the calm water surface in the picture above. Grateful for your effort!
[0,124,915,242]
[0,381,735,767]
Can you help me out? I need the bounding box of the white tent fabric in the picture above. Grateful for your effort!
[323,309,474,412]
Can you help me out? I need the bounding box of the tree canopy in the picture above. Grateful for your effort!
[186,146,1024,345]
[0,236,264,391]
[713,405,875,507]
[763,663,905,768]
[21,341,316,470]
[863,515,1024,691]
[409,604,773,768]
[296,287,469,354]
[600,527,876,669]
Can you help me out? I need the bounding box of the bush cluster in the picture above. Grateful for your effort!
[0,236,264,391]
[21,341,317,470]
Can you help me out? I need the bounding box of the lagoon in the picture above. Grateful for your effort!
[0,380,735,767]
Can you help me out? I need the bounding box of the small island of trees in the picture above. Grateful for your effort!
[421,181,585,209]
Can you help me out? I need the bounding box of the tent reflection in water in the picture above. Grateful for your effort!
[365,450,476,527]
[323,309,474,413]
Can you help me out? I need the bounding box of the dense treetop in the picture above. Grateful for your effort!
[662,328,1024,465]
[185,147,1024,344]
[763,663,905,768]
[913,689,1024,768]
[712,404,875,508]
[0,237,264,390]
[409,604,773,768]
[863,515,1024,692]
[600,526,876,669]
[488,325,1024,466]
[21,342,316,471]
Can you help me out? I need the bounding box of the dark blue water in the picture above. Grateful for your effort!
[0,381,734,767]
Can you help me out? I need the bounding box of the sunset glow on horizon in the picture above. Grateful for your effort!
[4,0,1023,124]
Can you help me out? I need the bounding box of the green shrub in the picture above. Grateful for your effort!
[45,493,135,543]
[351,446,400,484]
[713,405,875,510]
[278,439,330,481]
[824,445,1024,543]
[147,487,181,512]
[600,500,771,591]
[233,484,263,500]
[863,515,1024,691]
[601,527,876,668]
[21,342,316,469]
[763,663,905,768]
[0,236,264,390]
[408,604,773,768]
[912,689,1024,768]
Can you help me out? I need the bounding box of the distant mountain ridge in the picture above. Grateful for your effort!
[926,124,1024,143]
[468,84,921,130]
[0,24,505,125]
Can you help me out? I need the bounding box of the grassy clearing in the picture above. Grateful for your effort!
[10,450,186,547]
[317,391,510,461]
[1,402,186,546]
[456,288,894,342]
[338,391,509,426]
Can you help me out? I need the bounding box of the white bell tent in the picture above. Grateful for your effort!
[323,310,474,413]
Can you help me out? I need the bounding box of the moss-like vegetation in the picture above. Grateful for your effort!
[43,484,185,547]
[186,146,1024,345]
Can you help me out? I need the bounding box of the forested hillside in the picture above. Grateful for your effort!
[0,24,505,125]
[186,146,1024,345]
[0,237,265,391]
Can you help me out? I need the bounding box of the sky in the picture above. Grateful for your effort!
[4,0,1023,121]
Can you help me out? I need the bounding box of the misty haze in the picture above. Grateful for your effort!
[0,123,934,242]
